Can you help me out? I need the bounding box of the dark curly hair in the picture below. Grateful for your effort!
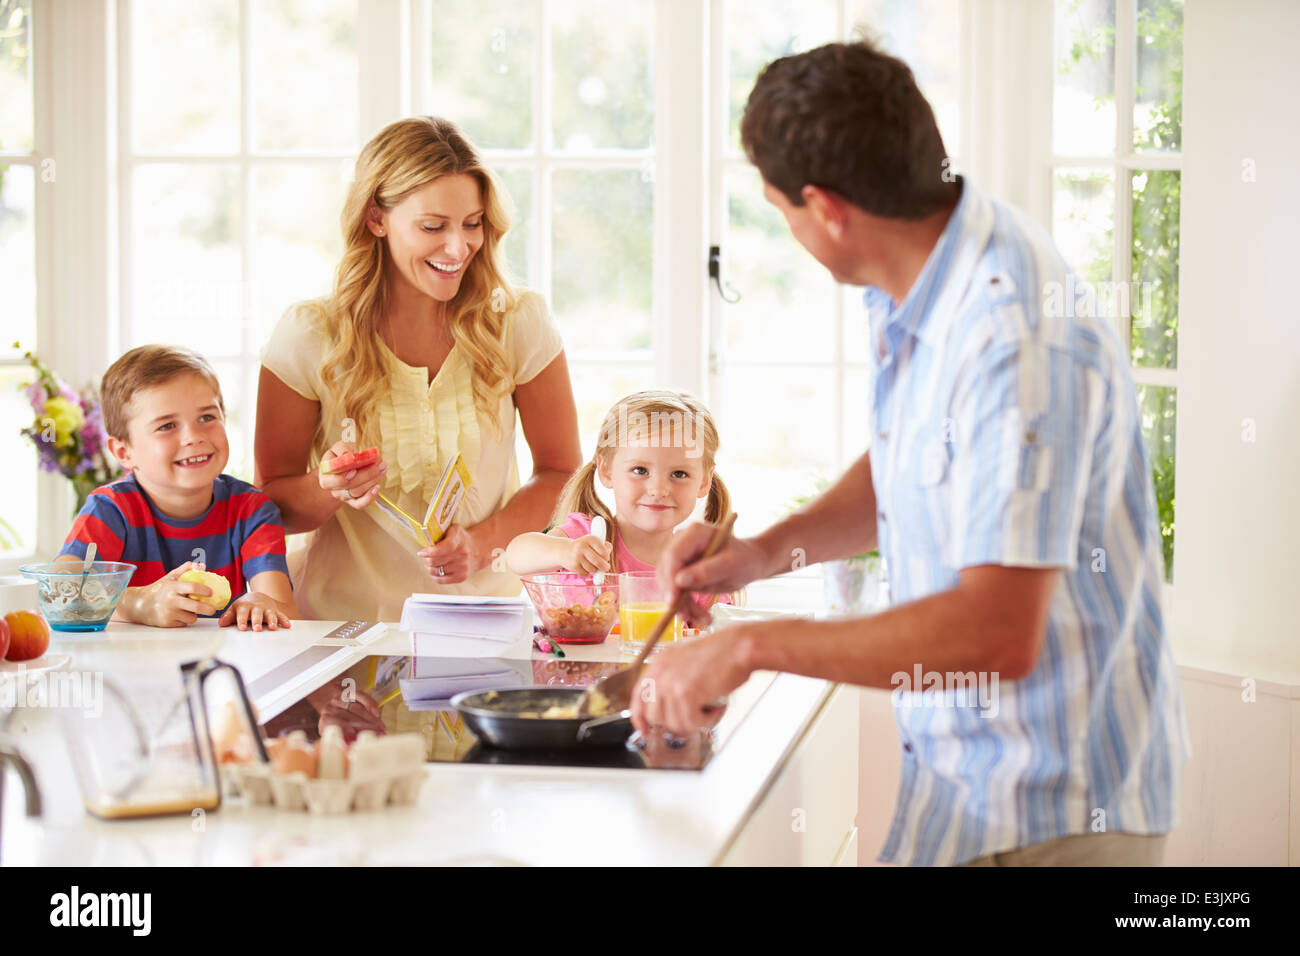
[741,39,957,220]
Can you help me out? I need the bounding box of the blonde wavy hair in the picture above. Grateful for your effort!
[553,390,733,573]
[317,116,518,448]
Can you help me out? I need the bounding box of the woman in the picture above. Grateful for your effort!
[256,116,581,621]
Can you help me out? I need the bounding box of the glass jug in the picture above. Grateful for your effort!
[58,656,265,820]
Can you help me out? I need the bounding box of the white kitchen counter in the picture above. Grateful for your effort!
[0,602,859,866]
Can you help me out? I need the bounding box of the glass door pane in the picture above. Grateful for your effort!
[1053,0,1116,157]
[0,0,33,152]
[431,0,536,151]
[132,0,240,154]
[1134,0,1183,152]
[552,0,653,151]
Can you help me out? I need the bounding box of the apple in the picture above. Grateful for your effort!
[0,615,10,660]
[179,569,232,611]
[4,610,50,662]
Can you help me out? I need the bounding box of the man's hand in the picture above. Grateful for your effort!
[656,521,769,626]
[418,524,483,584]
[630,628,757,736]
[219,590,292,632]
[122,562,213,628]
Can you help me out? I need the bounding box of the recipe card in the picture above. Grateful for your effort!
[372,452,471,548]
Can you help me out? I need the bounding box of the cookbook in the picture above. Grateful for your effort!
[372,452,471,548]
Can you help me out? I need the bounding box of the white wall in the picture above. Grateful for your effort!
[1173,0,1300,682]
[856,1,1300,865]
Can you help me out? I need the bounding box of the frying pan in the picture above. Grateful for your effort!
[451,687,633,751]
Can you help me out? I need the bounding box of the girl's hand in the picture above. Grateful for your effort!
[128,561,213,628]
[219,591,292,632]
[418,524,482,584]
[318,441,387,510]
[567,534,612,576]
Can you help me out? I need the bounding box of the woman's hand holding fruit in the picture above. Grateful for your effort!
[319,443,386,510]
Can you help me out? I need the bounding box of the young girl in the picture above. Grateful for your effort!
[506,389,732,584]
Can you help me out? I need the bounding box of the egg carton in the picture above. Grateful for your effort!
[219,733,427,815]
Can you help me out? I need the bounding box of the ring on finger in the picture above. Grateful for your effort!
[437,565,446,577]
[342,487,354,500]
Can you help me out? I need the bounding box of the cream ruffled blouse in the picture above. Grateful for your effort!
[260,291,563,622]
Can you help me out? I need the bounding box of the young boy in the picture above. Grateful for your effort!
[59,345,297,630]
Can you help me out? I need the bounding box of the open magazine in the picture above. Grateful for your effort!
[371,452,471,548]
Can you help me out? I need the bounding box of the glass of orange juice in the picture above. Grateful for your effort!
[619,571,683,654]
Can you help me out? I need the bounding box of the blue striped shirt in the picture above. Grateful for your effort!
[869,178,1190,866]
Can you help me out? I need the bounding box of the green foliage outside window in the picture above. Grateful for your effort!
[1062,0,1180,579]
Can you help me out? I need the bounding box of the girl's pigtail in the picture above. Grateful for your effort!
[551,458,618,570]
[702,470,742,607]
[703,470,732,525]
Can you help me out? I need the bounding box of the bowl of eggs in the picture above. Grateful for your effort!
[520,573,620,644]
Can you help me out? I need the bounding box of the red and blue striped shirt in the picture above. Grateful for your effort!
[59,474,290,612]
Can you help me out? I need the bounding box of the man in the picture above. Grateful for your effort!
[630,40,1189,867]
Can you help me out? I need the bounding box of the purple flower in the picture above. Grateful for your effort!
[37,447,61,473]
[80,423,101,456]
[23,381,46,411]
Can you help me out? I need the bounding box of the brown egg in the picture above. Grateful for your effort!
[272,734,318,778]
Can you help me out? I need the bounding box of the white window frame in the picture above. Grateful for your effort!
[12,0,1007,577]
[115,0,366,481]
[1045,0,1182,602]
[409,0,707,404]
[707,0,972,482]
[1,0,115,573]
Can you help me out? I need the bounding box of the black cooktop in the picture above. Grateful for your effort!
[259,654,774,771]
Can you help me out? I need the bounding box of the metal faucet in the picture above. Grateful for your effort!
[0,737,43,864]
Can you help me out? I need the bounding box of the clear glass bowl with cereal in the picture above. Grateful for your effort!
[520,573,620,645]
[20,561,137,632]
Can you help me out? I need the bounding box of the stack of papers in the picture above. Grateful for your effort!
[398,593,532,657]
[399,657,531,703]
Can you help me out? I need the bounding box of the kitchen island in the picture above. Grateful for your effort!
[0,612,859,866]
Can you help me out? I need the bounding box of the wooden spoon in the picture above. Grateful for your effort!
[576,513,736,718]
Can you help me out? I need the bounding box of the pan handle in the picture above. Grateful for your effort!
[576,710,633,741]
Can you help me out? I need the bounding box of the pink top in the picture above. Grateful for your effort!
[554,512,655,575]
[550,513,733,605]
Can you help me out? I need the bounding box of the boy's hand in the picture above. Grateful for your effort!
[128,562,213,628]
[219,591,291,632]
[567,534,612,577]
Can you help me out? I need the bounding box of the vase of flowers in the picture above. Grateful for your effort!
[16,345,122,516]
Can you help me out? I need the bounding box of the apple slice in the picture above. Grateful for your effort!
[323,446,381,474]
[179,569,233,611]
